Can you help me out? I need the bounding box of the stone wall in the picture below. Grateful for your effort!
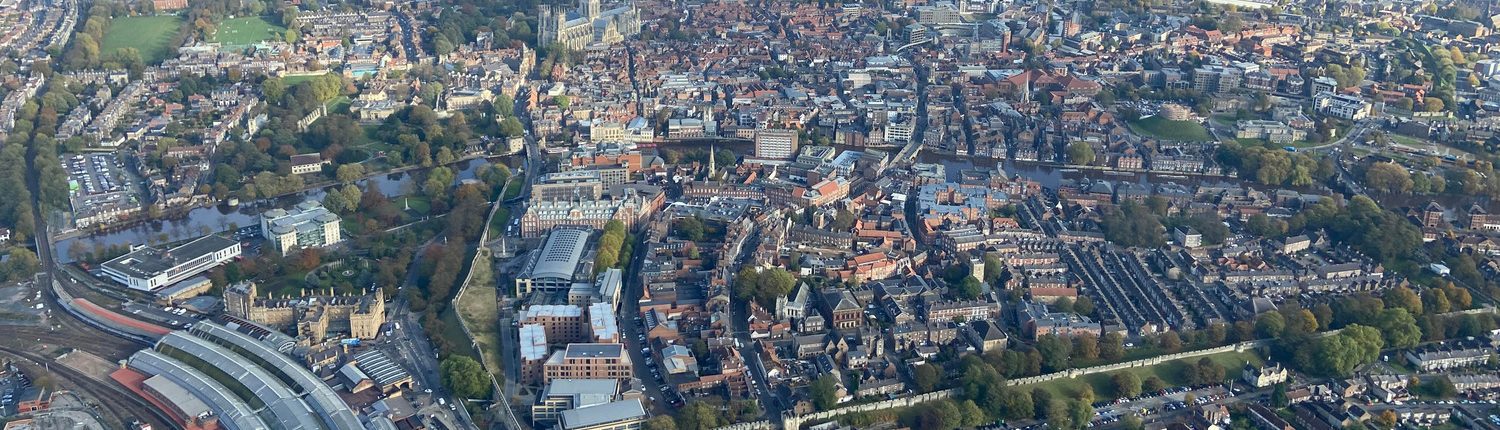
[779,388,961,429]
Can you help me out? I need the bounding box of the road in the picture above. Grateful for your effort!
[618,231,671,414]
[387,239,476,429]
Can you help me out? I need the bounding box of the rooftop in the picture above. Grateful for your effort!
[560,399,645,430]
[101,235,239,281]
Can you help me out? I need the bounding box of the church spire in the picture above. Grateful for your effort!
[707,144,717,179]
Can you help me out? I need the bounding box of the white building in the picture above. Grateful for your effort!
[101,235,242,291]
[1314,92,1371,120]
[260,200,342,255]
[753,128,800,160]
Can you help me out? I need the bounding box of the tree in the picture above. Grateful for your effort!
[1074,296,1095,317]
[439,356,490,399]
[732,267,796,309]
[643,415,678,430]
[1066,141,1096,165]
[810,374,839,411]
[956,276,983,300]
[1256,312,1286,339]
[1035,334,1072,372]
[998,388,1033,421]
[1364,162,1413,193]
[913,363,941,392]
[1158,331,1183,352]
[1423,97,1445,112]
[1374,308,1421,349]
[1385,285,1423,316]
[673,216,707,241]
[675,402,725,430]
[1270,383,1289,407]
[335,163,366,183]
[1100,332,1126,360]
[1141,376,1166,394]
[1074,333,1100,360]
[1031,388,1053,420]
[1111,372,1142,399]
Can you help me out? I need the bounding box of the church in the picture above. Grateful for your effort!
[538,0,641,51]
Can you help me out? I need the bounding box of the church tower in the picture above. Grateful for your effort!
[583,0,601,19]
[707,144,717,179]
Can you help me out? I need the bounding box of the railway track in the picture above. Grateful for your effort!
[0,324,139,361]
[0,344,174,430]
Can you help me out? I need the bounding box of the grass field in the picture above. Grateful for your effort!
[454,254,504,382]
[1016,351,1263,400]
[212,16,286,47]
[101,16,183,64]
[1129,116,1213,142]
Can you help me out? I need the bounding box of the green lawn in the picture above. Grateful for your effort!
[1016,351,1263,400]
[212,16,286,47]
[1129,116,1213,142]
[101,16,183,64]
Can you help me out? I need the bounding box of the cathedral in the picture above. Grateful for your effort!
[537,0,641,51]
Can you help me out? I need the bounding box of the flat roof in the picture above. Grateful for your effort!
[542,379,617,409]
[560,399,645,430]
[101,235,239,280]
[263,200,340,235]
[564,343,624,359]
[520,324,549,361]
[588,303,618,341]
[523,304,583,319]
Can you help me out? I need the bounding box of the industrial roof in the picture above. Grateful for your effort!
[158,332,324,430]
[560,399,645,430]
[127,349,268,430]
[352,349,412,388]
[526,227,592,280]
[191,323,365,430]
[141,374,212,421]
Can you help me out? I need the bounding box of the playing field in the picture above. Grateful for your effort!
[100,16,182,64]
[212,16,286,47]
[1129,116,1214,142]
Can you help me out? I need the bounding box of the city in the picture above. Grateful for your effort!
[0,0,1499,429]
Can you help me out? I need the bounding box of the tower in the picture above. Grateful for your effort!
[583,0,601,19]
[224,281,256,318]
[707,144,717,178]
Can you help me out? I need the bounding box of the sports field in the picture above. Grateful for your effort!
[100,16,182,64]
[212,16,286,47]
[1129,116,1213,142]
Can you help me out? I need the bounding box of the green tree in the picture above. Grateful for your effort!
[643,415,677,430]
[1141,376,1166,394]
[1100,332,1126,360]
[1067,141,1096,165]
[675,402,725,430]
[1374,308,1421,349]
[956,276,983,300]
[913,363,942,392]
[439,356,490,399]
[810,374,839,411]
[1035,334,1072,372]
[1111,372,1142,399]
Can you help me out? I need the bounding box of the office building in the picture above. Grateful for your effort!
[532,379,619,425]
[753,129,800,160]
[101,235,242,291]
[543,343,633,383]
[261,200,342,255]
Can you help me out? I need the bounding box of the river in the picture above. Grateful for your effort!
[54,156,515,263]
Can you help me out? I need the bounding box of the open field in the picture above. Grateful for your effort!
[212,16,285,47]
[1129,116,1213,141]
[454,254,504,381]
[1016,351,1264,400]
[281,72,331,87]
[101,16,182,64]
